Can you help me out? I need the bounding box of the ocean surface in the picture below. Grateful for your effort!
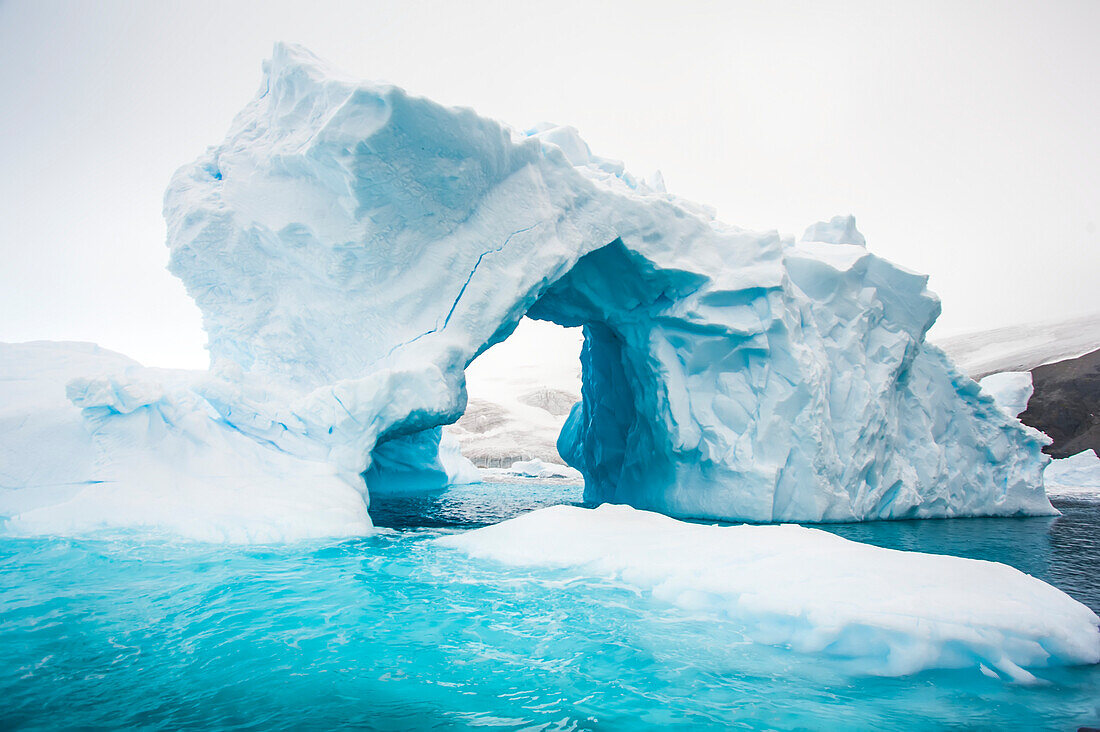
[1,481,1098,730]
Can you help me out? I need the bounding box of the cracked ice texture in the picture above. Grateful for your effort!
[156,43,1054,522]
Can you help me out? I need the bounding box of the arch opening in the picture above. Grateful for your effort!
[447,318,582,471]
[364,237,698,526]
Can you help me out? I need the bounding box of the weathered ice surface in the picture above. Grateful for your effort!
[161,44,1054,521]
[1,43,1057,536]
[438,504,1100,680]
[1020,348,1100,458]
[0,342,370,541]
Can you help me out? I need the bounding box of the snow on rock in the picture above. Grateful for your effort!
[0,342,371,542]
[0,43,1057,537]
[1045,450,1100,497]
[978,371,1034,418]
[437,504,1100,680]
[935,311,1100,379]
[1019,346,1100,459]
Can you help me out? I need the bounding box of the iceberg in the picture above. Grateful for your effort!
[0,43,1056,537]
[487,458,584,481]
[437,503,1100,680]
[164,43,1051,522]
[1044,449,1100,497]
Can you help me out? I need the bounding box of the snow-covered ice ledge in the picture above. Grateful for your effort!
[0,342,370,542]
[438,504,1100,680]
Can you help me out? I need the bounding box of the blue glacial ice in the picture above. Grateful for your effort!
[162,42,1051,522]
[2,43,1095,679]
[0,42,1058,538]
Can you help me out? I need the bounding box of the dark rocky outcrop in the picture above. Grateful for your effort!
[1019,348,1100,458]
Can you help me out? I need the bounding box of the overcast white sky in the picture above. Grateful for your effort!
[1,0,1096,368]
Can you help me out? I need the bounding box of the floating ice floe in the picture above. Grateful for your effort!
[481,458,584,482]
[438,503,1100,680]
[1044,449,1100,497]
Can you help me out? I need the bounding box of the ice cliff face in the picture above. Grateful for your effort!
[154,42,1051,522]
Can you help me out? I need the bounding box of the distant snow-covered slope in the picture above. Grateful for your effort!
[937,314,1100,495]
[446,319,582,467]
[934,311,1100,379]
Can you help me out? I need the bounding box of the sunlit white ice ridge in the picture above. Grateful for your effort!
[438,504,1100,680]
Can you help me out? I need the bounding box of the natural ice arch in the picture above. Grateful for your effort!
[527,239,698,511]
[363,320,584,497]
[152,42,1055,523]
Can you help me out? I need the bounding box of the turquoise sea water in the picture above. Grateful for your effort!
[1,482,1098,730]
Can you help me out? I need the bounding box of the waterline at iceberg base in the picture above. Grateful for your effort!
[2,485,1100,729]
[1,42,1098,728]
[158,42,1050,526]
